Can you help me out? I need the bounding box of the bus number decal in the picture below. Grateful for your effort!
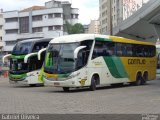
[79,79,87,86]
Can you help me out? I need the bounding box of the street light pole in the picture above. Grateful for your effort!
[142,0,144,6]
[110,0,113,35]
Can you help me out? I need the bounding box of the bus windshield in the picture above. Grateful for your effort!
[44,43,79,74]
[12,42,32,55]
[10,58,28,74]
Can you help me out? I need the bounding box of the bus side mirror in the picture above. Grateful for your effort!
[74,46,86,59]
[24,53,38,63]
[3,54,11,63]
[38,48,47,60]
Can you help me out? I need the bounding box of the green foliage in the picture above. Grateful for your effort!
[65,22,84,34]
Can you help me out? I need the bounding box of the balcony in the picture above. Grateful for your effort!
[18,33,44,40]
[4,11,18,18]
[3,45,14,51]
[3,34,18,41]
[4,22,19,29]
[71,8,79,14]
[32,18,63,27]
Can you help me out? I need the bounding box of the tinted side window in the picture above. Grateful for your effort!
[92,40,156,58]
[116,43,155,57]
[32,42,49,52]
[133,44,156,57]
[117,43,133,57]
[92,41,115,59]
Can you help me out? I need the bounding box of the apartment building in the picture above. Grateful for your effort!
[99,0,148,35]
[3,0,79,51]
[0,12,3,50]
[83,25,89,33]
[88,20,100,34]
[99,0,123,35]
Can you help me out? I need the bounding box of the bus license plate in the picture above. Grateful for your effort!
[54,82,60,86]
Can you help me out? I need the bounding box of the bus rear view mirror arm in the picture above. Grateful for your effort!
[74,46,86,59]
[3,54,11,64]
[24,53,38,63]
[38,48,47,60]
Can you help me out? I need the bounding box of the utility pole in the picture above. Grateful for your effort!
[109,0,113,35]
[142,0,144,6]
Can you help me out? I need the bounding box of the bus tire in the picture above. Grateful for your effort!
[142,72,148,85]
[90,76,96,91]
[63,87,70,92]
[134,74,142,86]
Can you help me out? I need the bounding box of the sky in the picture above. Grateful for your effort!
[0,0,99,25]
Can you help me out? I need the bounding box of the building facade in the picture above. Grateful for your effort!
[0,12,3,50]
[83,25,89,33]
[3,0,79,51]
[99,0,123,35]
[99,0,149,35]
[88,20,100,34]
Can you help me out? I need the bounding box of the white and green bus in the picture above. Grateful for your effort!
[43,34,156,91]
[3,38,52,86]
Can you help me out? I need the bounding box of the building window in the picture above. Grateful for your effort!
[54,25,62,30]
[48,14,53,19]
[75,14,78,19]
[54,13,61,18]
[5,41,17,46]
[5,17,18,23]
[32,27,43,33]
[32,15,43,21]
[71,14,78,19]
[0,25,2,30]
[71,14,74,19]
[0,36,2,41]
[19,17,29,33]
[48,26,53,31]
[6,29,18,34]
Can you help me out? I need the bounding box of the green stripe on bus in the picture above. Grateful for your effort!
[95,38,112,42]
[9,73,27,78]
[103,57,128,78]
[11,55,26,59]
[38,67,44,83]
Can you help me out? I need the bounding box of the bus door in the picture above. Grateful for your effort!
[75,40,93,86]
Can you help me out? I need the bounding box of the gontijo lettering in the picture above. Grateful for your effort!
[128,59,146,64]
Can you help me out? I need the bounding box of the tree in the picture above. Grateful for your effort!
[65,22,84,34]
[71,23,84,34]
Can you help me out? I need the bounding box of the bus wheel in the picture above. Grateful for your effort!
[134,75,142,86]
[63,87,70,92]
[142,72,148,85]
[90,76,96,91]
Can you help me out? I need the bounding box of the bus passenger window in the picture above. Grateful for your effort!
[92,50,97,59]
[107,43,115,56]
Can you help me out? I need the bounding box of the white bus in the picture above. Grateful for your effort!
[43,34,156,91]
[3,38,52,86]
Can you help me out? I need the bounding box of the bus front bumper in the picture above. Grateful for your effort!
[44,77,82,88]
[9,79,28,85]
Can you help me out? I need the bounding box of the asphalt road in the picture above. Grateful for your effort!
[0,77,160,114]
